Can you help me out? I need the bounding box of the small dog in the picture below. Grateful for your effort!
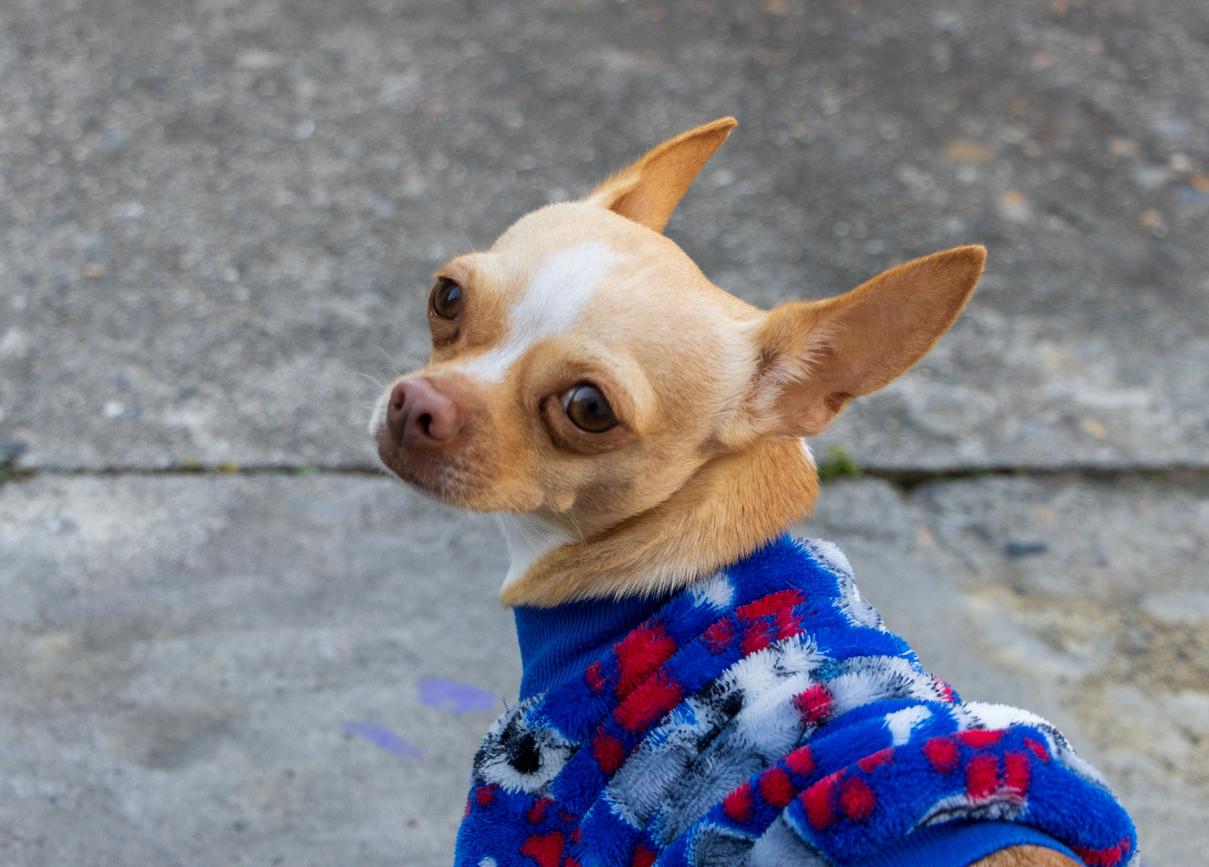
[370,120,1136,866]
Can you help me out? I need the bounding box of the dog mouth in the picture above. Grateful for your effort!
[375,437,495,511]
[376,440,449,498]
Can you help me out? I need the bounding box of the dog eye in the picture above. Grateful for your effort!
[430,278,463,320]
[562,384,617,433]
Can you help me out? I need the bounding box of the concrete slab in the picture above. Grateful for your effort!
[0,474,517,865]
[2,0,1207,471]
[1,473,1205,864]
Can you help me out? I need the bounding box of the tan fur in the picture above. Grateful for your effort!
[500,438,816,605]
[371,118,984,607]
[745,245,986,439]
[584,117,737,232]
[974,845,1083,866]
[501,238,982,605]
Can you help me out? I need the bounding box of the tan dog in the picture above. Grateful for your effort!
[370,119,1078,866]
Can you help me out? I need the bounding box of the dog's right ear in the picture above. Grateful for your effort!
[583,117,737,233]
[731,245,986,442]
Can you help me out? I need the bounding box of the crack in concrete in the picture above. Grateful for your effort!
[0,462,388,486]
[3,462,1208,491]
[867,464,1209,492]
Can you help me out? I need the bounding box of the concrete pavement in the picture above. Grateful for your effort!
[2,474,1207,864]
[2,0,1207,471]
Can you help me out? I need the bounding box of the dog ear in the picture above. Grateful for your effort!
[583,117,736,233]
[743,245,986,439]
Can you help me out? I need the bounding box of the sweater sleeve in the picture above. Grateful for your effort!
[864,820,1079,867]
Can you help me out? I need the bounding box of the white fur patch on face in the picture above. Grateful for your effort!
[459,241,620,382]
[366,390,389,437]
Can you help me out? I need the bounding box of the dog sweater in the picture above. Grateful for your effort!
[454,535,1137,866]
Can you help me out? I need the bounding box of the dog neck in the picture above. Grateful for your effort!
[498,438,819,607]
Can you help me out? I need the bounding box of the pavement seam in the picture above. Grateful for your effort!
[3,463,1208,492]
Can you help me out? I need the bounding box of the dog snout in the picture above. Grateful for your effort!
[385,378,462,448]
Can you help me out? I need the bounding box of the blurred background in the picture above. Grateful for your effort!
[1,0,1206,864]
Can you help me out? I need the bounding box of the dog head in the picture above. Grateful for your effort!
[369,118,983,600]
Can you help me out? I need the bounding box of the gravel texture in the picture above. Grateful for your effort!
[1,0,1207,470]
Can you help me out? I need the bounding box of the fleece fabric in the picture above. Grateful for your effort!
[454,535,1137,866]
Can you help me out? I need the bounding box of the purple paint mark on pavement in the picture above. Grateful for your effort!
[343,722,423,759]
[418,677,496,715]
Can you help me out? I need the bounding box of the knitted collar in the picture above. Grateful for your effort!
[514,591,667,700]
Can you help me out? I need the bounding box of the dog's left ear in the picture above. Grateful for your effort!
[583,117,737,233]
[738,245,986,440]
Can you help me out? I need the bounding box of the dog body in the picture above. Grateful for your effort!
[369,120,1136,865]
[454,536,1134,865]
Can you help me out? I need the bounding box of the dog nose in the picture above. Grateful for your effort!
[385,378,461,448]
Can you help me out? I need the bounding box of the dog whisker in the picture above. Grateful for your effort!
[352,370,388,392]
[373,343,403,377]
[564,510,587,545]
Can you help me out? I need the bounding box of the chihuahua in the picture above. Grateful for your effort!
[369,120,1135,866]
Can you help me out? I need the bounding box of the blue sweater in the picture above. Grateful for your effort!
[455,535,1137,866]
